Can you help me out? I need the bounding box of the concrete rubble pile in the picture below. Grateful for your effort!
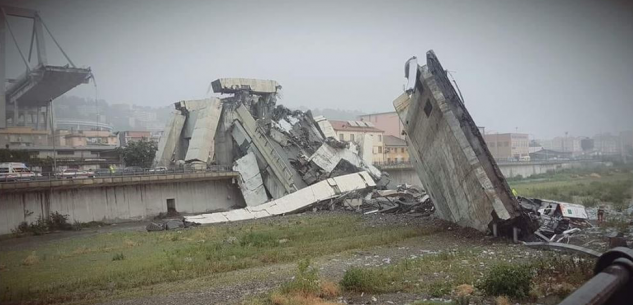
[519,197,590,243]
[359,184,434,216]
[153,78,382,224]
[393,50,538,236]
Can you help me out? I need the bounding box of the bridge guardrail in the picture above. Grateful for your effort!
[0,165,233,184]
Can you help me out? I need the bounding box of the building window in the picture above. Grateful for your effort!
[378,135,382,142]
[401,148,405,153]
[378,146,382,153]
[350,134,355,142]
[339,134,344,141]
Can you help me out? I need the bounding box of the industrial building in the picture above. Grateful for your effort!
[383,135,409,164]
[358,111,405,139]
[483,133,530,161]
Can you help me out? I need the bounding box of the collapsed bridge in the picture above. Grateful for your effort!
[155,78,382,223]
[393,50,536,235]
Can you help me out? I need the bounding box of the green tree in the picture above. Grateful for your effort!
[0,149,35,163]
[116,139,157,168]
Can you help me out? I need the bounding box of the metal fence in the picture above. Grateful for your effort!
[0,165,233,183]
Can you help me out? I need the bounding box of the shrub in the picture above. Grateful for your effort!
[12,212,74,235]
[478,263,532,299]
[281,259,320,295]
[112,253,125,261]
[340,267,379,293]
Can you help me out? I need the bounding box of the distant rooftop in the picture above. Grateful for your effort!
[384,135,407,146]
[329,120,384,133]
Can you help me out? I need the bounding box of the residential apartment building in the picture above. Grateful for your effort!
[62,130,119,147]
[117,131,154,147]
[383,135,409,163]
[620,131,633,154]
[329,120,385,163]
[539,136,583,155]
[358,111,404,139]
[0,127,50,148]
[593,133,621,156]
[483,133,530,161]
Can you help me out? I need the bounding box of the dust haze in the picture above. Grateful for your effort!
[2,0,632,138]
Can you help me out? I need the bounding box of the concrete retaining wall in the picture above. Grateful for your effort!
[0,179,245,235]
[383,161,611,188]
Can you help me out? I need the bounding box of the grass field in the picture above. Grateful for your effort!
[0,214,422,304]
[509,168,633,209]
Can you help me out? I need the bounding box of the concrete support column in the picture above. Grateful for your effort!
[13,101,18,126]
[0,11,5,129]
[44,104,49,131]
[35,107,40,129]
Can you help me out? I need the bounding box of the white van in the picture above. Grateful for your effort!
[0,162,41,181]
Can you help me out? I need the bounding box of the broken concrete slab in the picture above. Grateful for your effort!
[308,143,382,179]
[394,51,529,233]
[211,78,281,94]
[233,151,269,207]
[314,115,337,139]
[154,113,186,167]
[185,171,375,225]
[184,98,223,164]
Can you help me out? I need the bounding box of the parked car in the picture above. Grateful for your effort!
[0,162,41,181]
[57,169,95,179]
[122,166,144,174]
[94,168,113,176]
[149,167,167,173]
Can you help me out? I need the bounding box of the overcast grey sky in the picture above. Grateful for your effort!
[2,0,632,138]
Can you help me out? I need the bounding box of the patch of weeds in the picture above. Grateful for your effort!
[581,197,598,207]
[12,212,75,236]
[411,301,456,305]
[478,263,532,299]
[240,231,278,248]
[269,259,340,305]
[601,219,630,233]
[495,296,511,305]
[112,253,125,261]
[428,281,452,298]
[281,259,320,295]
[340,267,383,293]
[22,252,39,266]
[453,284,474,305]
[531,256,593,298]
